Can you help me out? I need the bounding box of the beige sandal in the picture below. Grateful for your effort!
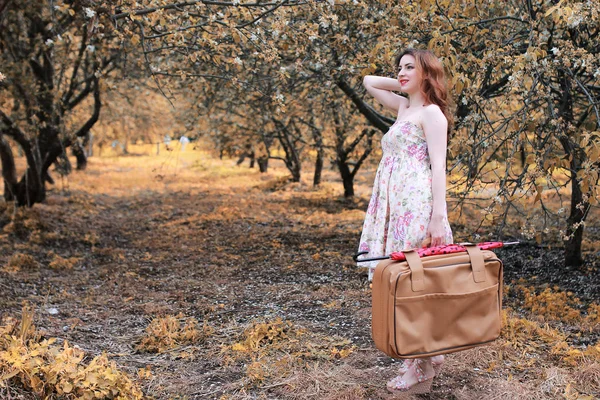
[387,358,435,396]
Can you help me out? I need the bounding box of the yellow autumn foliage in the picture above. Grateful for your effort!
[231,318,302,353]
[586,304,600,327]
[2,252,38,273]
[48,253,79,270]
[136,314,212,354]
[502,308,600,368]
[517,285,582,323]
[514,285,600,329]
[1,206,43,239]
[0,304,144,399]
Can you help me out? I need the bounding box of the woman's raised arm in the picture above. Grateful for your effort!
[363,75,407,113]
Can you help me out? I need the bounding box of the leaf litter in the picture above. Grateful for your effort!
[0,152,598,399]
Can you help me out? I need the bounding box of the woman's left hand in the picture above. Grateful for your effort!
[427,215,446,247]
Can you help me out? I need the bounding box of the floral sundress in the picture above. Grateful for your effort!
[358,120,453,280]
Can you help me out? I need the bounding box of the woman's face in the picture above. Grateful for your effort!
[397,54,421,94]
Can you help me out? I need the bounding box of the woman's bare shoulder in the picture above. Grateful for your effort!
[420,104,445,123]
[423,103,443,115]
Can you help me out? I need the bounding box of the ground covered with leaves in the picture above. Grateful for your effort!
[0,149,599,399]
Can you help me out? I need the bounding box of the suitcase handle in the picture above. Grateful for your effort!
[403,245,488,291]
[355,241,518,263]
[465,244,486,283]
[403,250,425,292]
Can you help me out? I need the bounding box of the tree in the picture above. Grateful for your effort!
[268,0,599,266]
[0,0,119,205]
[107,0,599,265]
[410,0,600,267]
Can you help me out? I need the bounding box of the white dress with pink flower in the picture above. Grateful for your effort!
[358,120,453,280]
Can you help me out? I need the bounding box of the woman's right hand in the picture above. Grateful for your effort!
[426,214,446,248]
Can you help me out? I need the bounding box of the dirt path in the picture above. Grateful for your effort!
[1,155,598,399]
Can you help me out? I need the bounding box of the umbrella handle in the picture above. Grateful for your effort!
[352,251,369,262]
[353,251,392,263]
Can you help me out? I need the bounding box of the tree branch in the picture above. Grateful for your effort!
[335,78,391,133]
[0,108,30,152]
[61,25,89,109]
[73,76,101,138]
[236,0,289,29]
[135,20,175,108]
[440,15,528,36]
[111,0,302,21]
[566,68,600,129]
[350,129,374,178]
[64,54,117,111]
[0,0,13,20]
[42,76,102,177]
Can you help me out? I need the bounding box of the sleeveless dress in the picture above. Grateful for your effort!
[358,119,453,280]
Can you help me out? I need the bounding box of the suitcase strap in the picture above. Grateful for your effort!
[465,244,487,283]
[404,245,487,292]
[404,250,424,292]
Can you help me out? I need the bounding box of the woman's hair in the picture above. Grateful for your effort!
[395,49,454,131]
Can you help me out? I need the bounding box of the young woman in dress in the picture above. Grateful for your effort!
[358,49,454,394]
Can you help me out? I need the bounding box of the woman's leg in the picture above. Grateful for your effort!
[398,355,444,374]
[387,357,436,393]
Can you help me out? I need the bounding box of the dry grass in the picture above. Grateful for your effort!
[0,305,144,399]
[453,376,549,400]
[2,252,39,273]
[0,148,599,399]
[572,363,600,395]
[136,314,213,354]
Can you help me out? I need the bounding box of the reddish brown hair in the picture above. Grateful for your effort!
[395,49,454,131]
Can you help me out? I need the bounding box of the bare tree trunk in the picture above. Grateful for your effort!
[0,134,17,201]
[86,132,93,157]
[336,79,392,133]
[54,148,73,176]
[258,156,268,172]
[559,134,587,267]
[313,150,323,187]
[558,71,586,267]
[257,135,273,173]
[0,114,46,206]
[311,124,324,187]
[122,118,129,154]
[0,71,102,206]
[274,119,302,182]
[336,159,354,198]
[565,166,586,267]
[289,159,301,182]
[332,102,376,198]
[23,142,46,206]
[72,141,87,170]
[236,145,255,168]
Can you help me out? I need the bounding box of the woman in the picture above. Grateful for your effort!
[358,49,453,394]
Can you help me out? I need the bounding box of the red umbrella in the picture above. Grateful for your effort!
[354,241,520,263]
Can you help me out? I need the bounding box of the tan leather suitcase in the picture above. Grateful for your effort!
[371,244,503,359]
